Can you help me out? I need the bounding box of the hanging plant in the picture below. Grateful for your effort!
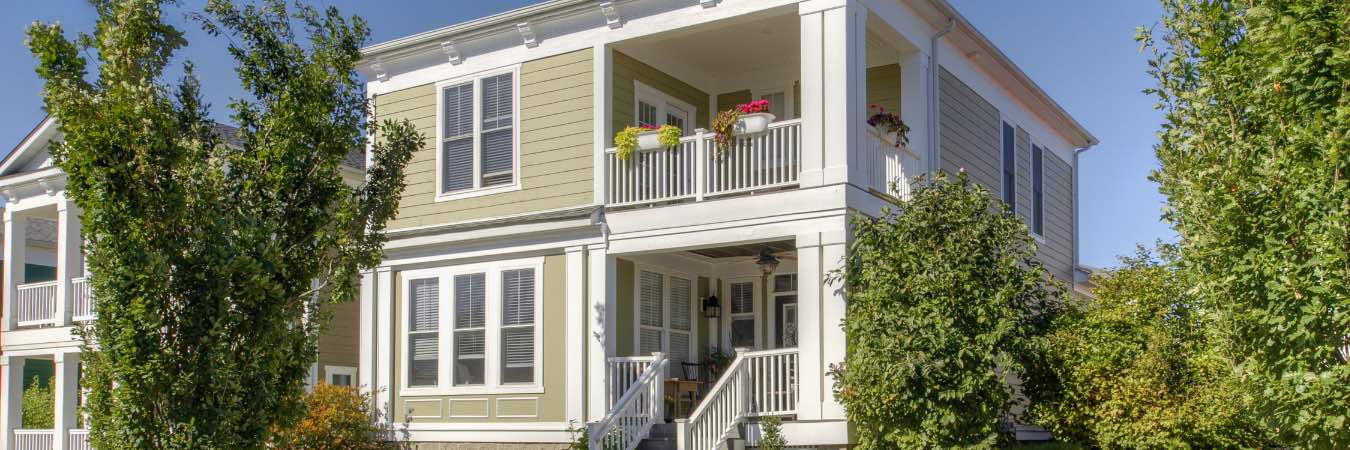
[867,104,911,148]
[614,124,682,160]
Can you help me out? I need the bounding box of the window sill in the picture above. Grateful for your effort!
[436,183,521,202]
[1032,233,1046,244]
[400,385,545,397]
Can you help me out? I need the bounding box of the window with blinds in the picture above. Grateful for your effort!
[1032,144,1045,236]
[669,276,693,370]
[639,270,664,356]
[1002,122,1016,210]
[453,273,486,386]
[501,269,535,384]
[730,281,756,348]
[408,278,439,387]
[438,69,517,195]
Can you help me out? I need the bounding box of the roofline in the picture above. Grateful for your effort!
[1,117,55,174]
[360,0,1097,148]
[928,0,1098,147]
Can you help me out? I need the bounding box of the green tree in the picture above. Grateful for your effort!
[829,172,1063,449]
[21,376,54,429]
[1140,1,1350,446]
[26,0,421,448]
[1029,244,1273,448]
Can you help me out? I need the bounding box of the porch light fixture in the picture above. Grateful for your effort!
[702,295,721,318]
[756,247,780,276]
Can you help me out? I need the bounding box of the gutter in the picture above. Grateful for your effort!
[1071,145,1094,292]
[928,17,955,174]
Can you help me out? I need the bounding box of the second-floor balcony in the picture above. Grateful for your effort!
[12,277,95,328]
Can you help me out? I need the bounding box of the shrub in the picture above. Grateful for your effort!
[271,383,391,450]
[21,376,53,428]
[1028,244,1274,448]
[757,416,786,450]
[829,171,1062,449]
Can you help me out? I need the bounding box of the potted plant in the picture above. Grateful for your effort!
[711,99,775,155]
[613,124,682,160]
[705,346,733,379]
[867,104,910,148]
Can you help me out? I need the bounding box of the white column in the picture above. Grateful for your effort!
[900,49,931,172]
[819,230,849,420]
[585,246,616,421]
[358,269,375,395]
[592,43,613,205]
[3,210,27,331]
[373,266,394,422]
[793,233,823,421]
[800,0,867,187]
[0,356,25,450]
[53,352,80,450]
[564,246,586,424]
[55,200,81,327]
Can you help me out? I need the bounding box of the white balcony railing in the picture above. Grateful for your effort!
[863,125,921,200]
[605,119,802,207]
[16,281,59,327]
[13,429,54,450]
[69,429,91,450]
[71,278,95,322]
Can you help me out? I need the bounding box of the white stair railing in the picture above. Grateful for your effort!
[590,352,667,450]
[677,348,799,450]
[71,277,95,322]
[69,429,91,450]
[863,125,920,200]
[13,429,54,450]
[606,355,656,410]
[16,281,59,327]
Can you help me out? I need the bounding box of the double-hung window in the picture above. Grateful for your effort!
[1031,144,1045,236]
[634,268,696,375]
[1001,122,1016,211]
[728,279,758,349]
[401,258,543,394]
[438,67,520,198]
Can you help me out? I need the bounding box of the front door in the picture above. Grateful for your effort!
[771,274,798,348]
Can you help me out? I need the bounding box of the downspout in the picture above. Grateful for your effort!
[928,18,956,174]
[1071,145,1092,293]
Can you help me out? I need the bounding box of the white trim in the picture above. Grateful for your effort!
[633,80,697,133]
[721,276,762,350]
[446,398,491,418]
[494,397,541,418]
[325,365,358,387]
[434,64,523,202]
[398,256,546,397]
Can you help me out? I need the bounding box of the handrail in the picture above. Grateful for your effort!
[606,354,656,409]
[71,277,95,321]
[15,281,60,327]
[864,125,921,201]
[678,348,799,450]
[590,352,667,450]
[603,119,804,155]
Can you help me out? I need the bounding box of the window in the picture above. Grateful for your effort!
[633,268,696,372]
[401,258,543,394]
[1002,122,1016,210]
[772,274,798,349]
[437,68,519,198]
[1032,144,1045,236]
[407,278,439,387]
[634,81,695,136]
[326,366,357,387]
[729,280,757,349]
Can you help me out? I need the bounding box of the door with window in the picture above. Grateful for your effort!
[771,274,798,348]
[635,81,694,134]
[637,269,696,377]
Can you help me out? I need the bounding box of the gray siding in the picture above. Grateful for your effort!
[939,67,1075,286]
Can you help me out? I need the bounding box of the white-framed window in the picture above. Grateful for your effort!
[326,366,357,387]
[400,257,544,395]
[635,81,695,135]
[1031,143,1045,238]
[751,86,795,120]
[1001,121,1016,211]
[768,273,798,349]
[633,267,697,373]
[724,277,761,350]
[436,66,521,201]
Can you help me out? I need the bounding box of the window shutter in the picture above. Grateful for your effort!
[480,73,514,187]
[1032,145,1044,235]
[1002,122,1016,209]
[730,281,754,314]
[640,271,664,327]
[454,274,485,329]
[670,276,691,331]
[442,83,474,193]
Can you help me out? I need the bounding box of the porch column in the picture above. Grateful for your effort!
[585,246,616,421]
[52,352,79,450]
[900,49,932,172]
[0,356,25,450]
[564,246,586,424]
[799,0,867,188]
[373,266,394,422]
[796,229,849,422]
[55,200,81,327]
[358,269,375,395]
[3,210,27,331]
[818,230,849,420]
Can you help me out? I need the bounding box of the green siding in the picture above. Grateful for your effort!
[382,49,595,229]
[716,90,752,114]
[867,64,901,115]
[611,51,710,144]
[615,259,635,357]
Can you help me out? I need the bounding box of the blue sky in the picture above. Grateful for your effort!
[0,1,1173,269]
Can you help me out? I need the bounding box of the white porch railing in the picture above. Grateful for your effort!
[863,125,921,200]
[13,429,54,450]
[16,281,59,327]
[677,348,799,450]
[606,355,656,410]
[590,352,667,450]
[70,278,95,322]
[605,119,802,207]
[68,429,91,450]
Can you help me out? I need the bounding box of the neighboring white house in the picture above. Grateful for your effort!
[355,0,1095,449]
[0,119,367,450]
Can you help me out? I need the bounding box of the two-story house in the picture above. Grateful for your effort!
[355,0,1095,449]
[0,118,368,450]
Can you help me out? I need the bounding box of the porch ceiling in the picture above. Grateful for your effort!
[612,8,800,93]
[687,240,795,260]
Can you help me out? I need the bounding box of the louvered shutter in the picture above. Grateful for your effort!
[408,278,439,387]
[442,83,474,193]
[480,73,514,187]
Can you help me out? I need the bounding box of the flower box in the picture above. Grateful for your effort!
[636,130,663,150]
[734,112,776,136]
